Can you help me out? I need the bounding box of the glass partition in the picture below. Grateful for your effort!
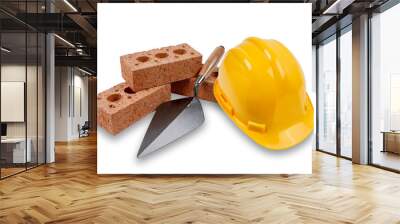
[339,28,352,158]
[317,36,337,155]
[0,2,46,179]
[371,3,400,171]
[1,31,28,178]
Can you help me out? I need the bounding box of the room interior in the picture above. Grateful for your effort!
[0,0,97,179]
[0,0,400,222]
[315,0,400,172]
[370,6,400,170]
[0,31,46,178]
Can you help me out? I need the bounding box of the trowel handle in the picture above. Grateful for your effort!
[194,46,225,96]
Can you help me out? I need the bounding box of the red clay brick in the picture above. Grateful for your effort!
[120,43,202,92]
[171,68,218,102]
[97,82,171,135]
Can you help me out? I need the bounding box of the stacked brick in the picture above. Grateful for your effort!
[98,43,218,135]
[97,83,170,135]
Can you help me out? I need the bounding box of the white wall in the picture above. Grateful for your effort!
[71,72,89,138]
[1,65,26,139]
[1,63,46,164]
[1,65,39,137]
[54,67,89,141]
[55,67,69,141]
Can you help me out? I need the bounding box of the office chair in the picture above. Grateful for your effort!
[79,121,90,138]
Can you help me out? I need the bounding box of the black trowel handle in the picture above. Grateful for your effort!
[194,46,225,97]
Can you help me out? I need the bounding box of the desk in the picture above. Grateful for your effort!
[381,131,400,154]
[1,138,31,163]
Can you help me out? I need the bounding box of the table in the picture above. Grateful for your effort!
[1,138,31,164]
[381,131,400,154]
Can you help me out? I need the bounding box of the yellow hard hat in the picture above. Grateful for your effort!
[214,37,314,150]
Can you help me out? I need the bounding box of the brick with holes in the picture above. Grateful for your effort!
[97,82,171,135]
[120,43,202,92]
[171,67,218,102]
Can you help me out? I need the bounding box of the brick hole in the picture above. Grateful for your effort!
[109,104,116,108]
[136,56,150,63]
[174,56,179,59]
[97,96,102,100]
[154,60,159,62]
[155,52,168,59]
[127,96,132,99]
[173,49,186,55]
[107,93,121,102]
[134,63,139,66]
[114,89,119,92]
[190,52,195,55]
[124,87,135,94]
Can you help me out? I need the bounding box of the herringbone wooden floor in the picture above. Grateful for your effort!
[1,135,400,223]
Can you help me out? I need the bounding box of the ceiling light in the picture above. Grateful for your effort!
[1,47,11,53]
[78,67,93,76]
[76,48,86,56]
[54,34,75,48]
[63,0,78,12]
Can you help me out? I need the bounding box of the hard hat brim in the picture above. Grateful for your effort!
[214,80,314,150]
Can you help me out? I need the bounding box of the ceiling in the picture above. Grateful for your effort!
[0,0,394,73]
[0,0,98,73]
[311,0,390,43]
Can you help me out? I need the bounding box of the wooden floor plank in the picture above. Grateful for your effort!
[1,134,400,223]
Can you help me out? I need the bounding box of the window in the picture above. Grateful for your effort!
[317,36,337,154]
[339,28,352,158]
[370,3,400,171]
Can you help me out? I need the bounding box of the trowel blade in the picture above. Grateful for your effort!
[137,97,204,158]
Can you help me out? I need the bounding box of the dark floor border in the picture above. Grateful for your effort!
[316,149,352,161]
[317,149,400,174]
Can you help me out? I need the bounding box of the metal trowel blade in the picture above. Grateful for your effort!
[137,97,204,158]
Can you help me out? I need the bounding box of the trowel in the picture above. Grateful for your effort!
[137,46,225,158]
